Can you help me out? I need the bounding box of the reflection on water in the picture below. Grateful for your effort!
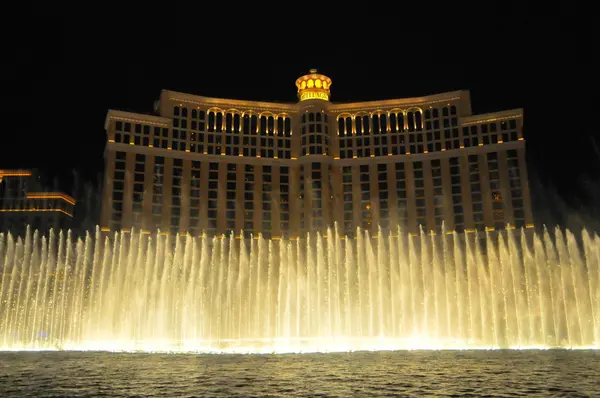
[0,351,599,397]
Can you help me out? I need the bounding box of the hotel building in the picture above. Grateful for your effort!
[100,70,532,238]
[0,169,75,237]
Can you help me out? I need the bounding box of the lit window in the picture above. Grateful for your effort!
[307,79,314,88]
[315,79,322,88]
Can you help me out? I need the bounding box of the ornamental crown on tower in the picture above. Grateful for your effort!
[295,69,332,102]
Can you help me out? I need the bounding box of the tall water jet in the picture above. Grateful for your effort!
[0,224,599,353]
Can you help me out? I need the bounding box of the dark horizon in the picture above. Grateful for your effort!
[2,5,595,227]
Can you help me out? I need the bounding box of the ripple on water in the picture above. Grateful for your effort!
[0,350,599,397]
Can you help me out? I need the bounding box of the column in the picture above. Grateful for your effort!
[478,152,494,228]
[121,151,135,231]
[142,154,155,231]
[179,158,191,234]
[100,149,116,229]
[459,154,474,230]
[404,160,417,233]
[423,159,435,232]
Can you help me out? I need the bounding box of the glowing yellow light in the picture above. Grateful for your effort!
[301,81,306,89]
[307,79,314,88]
[370,154,375,158]
[239,154,243,157]
[299,91,329,101]
[506,225,516,230]
[168,147,172,150]
[478,143,483,146]
[0,208,73,217]
[365,204,371,210]
[498,140,503,143]
[518,137,524,141]
[424,150,429,154]
[315,79,322,88]
[108,139,115,143]
[130,142,134,146]
[185,149,190,152]
[100,227,110,232]
[0,170,32,178]
[441,148,446,151]
[460,146,465,149]
[291,157,297,160]
[333,156,340,160]
[149,144,153,147]
[26,193,76,205]
[465,229,476,233]
[526,223,535,228]
[353,155,358,158]
[485,226,495,232]
[323,81,329,89]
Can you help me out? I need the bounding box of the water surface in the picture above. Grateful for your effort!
[1,350,599,397]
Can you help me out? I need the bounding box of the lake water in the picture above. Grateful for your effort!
[1,350,599,396]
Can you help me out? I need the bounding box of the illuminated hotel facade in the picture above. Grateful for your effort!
[100,70,532,238]
[0,170,75,236]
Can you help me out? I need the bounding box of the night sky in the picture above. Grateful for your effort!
[2,5,595,225]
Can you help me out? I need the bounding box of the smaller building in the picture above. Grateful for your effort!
[0,169,75,238]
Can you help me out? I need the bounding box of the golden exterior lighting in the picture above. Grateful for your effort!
[0,170,33,178]
[526,223,535,228]
[485,226,496,232]
[100,227,111,232]
[27,193,76,205]
[295,69,332,102]
[0,208,73,217]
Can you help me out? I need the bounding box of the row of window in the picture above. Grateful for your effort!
[108,150,526,235]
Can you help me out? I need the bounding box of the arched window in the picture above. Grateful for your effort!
[363,116,370,134]
[226,113,233,133]
[380,113,388,132]
[345,117,352,136]
[215,112,223,132]
[432,108,439,118]
[234,114,241,132]
[260,116,267,134]
[316,112,322,122]
[398,113,405,131]
[192,109,197,119]
[443,107,449,117]
[174,106,180,116]
[285,118,291,136]
[277,117,284,135]
[372,114,380,134]
[208,112,215,132]
[267,116,275,135]
[182,107,188,118]
[390,113,397,133]
[309,113,315,122]
[415,111,423,131]
[407,112,415,132]
[424,109,431,119]
[243,115,250,134]
[356,116,363,135]
[450,105,457,115]
[251,115,258,133]
[338,118,345,135]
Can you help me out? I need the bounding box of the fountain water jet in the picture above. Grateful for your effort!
[0,224,599,353]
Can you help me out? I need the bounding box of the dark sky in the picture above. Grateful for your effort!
[1,4,596,217]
